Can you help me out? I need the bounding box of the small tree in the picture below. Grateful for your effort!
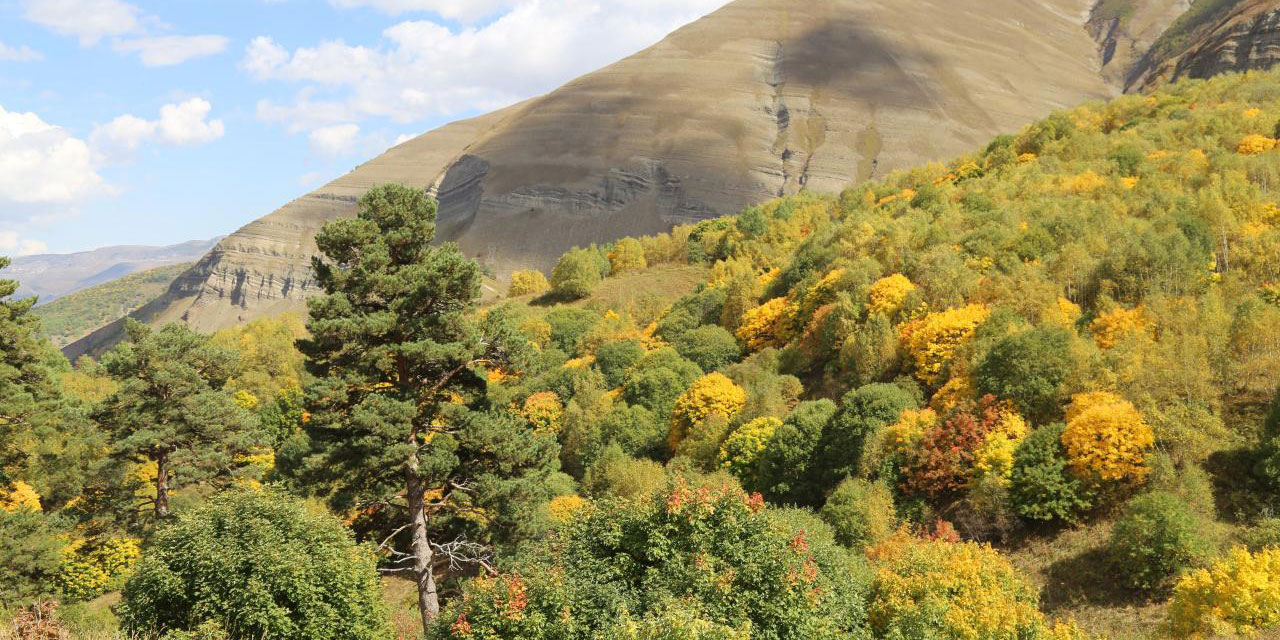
[975,327,1076,424]
[295,184,557,634]
[508,269,551,297]
[1108,491,1212,591]
[551,247,603,300]
[97,321,258,519]
[607,238,647,275]
[120,489,389,640]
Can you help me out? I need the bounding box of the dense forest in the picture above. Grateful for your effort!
[6,69,1280,639]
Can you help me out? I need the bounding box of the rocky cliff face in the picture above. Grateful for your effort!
[1130,0,1280,90]
[68,0,1280,353]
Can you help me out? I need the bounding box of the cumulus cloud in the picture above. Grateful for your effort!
[0,105,107,207]
[113,35,229,66]
[20,0,141,46]
[91,98,225,161]
[244,0,729,130]
[0,41,43,62]
[0,232,49,257]
[308,123,361,157]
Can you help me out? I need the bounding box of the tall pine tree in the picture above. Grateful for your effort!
[97,321,258,519]
[294,184,556,634]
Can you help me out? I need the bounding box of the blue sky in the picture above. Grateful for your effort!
[0,0,727,255]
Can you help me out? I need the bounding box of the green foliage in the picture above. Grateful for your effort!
[976,327,1077,425]
[816,383,918,493]
[0,509,65,611]
[433,482,871,639]
[551,247,604,300]
[33,262,191,348]
[1009,423,1092,523]
[97,320,260,518]
[621,348,703,416]
[120,489,389,640]
[673,324,741,372]
[756,400,837,504]
[544,307,601,354]
[820,478,896,549]
[1108,491,1214,591]
[594,339,645,387]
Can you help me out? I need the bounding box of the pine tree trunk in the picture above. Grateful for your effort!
[154,452,170,519]
[407,460,439,635]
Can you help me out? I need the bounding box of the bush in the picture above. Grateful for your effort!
[120,489,389,640]
[582,446,667,500]
[1108,491,1213,591]
[594,340,645,388]
[975,327,1076,424]
[821,479,896,549]
[1061,392,1154,485]
[551,247,604,300]
[816,383,917,491]
[1009,424,1092,523]
[434,482,871,639]
[508,270,550,297]
[1168,547,1280,638]
[545,307,601,354]
[621,348,703,416]
[718,417,781,488]
[669,373,747,461]
[608,238,647,275]
[867,537,1055,639]
[756,400,838,505]
[674,325,741,372]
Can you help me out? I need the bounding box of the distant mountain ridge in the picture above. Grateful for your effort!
[66,0,1280,356]
[4,239,220,303]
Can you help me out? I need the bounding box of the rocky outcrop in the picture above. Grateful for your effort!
[1136,0,1280,89]
[1088,0,1192,86]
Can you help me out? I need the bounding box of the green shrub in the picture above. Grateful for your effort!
[756,400,838,505]
[674,325,741,372]
[545,307,601,354]
[1108,491,1213,591]
[0,510,65,611]
[820,478,896,549]
[1009,423,1091,523]
[816,383,917,491]
[551,247,604,300]
[975,327,1076,424]
[621,348,703,416]
[120,489,389,640]
[594,340,646,387]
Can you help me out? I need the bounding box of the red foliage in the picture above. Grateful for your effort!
[903,396,1004,498]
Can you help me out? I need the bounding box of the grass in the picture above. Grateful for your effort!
[499,263,712,324]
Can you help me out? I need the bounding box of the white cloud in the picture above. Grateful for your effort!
[328,0,518,23]
[0,41,43,62]
[91,98,225,161]
[113,35,229,66]
[308,123,361,157]
[0,105,107,207]
[20,0,141,46]
[0,232,49,257]
[243,0,729,130]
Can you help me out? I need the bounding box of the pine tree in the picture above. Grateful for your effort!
[295,184,553,635]
[97,320,258,519]
[0,257,67,487]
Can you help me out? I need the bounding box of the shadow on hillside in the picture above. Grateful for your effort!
[1041,546,1155,613]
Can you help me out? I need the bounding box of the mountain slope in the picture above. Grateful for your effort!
[145,0,1115,336]
[33,263,191,348]
[3,239,217,303]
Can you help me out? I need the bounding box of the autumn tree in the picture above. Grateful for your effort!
[607,237,647,275]
[508,269,550,297]
[97,321,259,519]
[1060,392,1154,484]
[551,247,604,300]
[293,184,557,633]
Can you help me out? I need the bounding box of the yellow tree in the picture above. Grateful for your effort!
[1060,392,1154,484]
[508,270,550,297]
[867,274,916,317]
[736,297,797,351]
[899,304,990,385]
[607,238,648,276]
[669,373,747,455]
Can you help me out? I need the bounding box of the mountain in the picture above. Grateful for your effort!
[69,0,1280,352]
[1129,0,1280,90]
[33,263,192,349]
[3,239,219,303]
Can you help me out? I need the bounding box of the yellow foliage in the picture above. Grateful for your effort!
[0,481,42,513]
[1238,133,1278,155]
[1121,176,1140,190]
[736,297,795,351]
[899,304,990,385]
[1244,107,1264,119]
[546,495,590,525]
[608,238,648,276]
[868,274,917,316]
[522,391,565,434]
[973,411,1030,486]
[564,355,595,369]
[1043,297,1082,328]
[1017,153,1038,164]
[718,417,782,482]
[518,317,553,347]
[1062,170,1107,194]
[508,270,551,297]
[867,536,1051,640]
[58,536,142,601]
[669,373,747,451]
[882,409,938,458]
[1168,547,1280,638]
[1061,392,1154,484]
[929,374,977,413]
[1089,305,1152,349]
[211,314,307,401]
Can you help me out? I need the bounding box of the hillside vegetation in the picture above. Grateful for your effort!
[6,70,1280,640]
[33,264,190,348]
